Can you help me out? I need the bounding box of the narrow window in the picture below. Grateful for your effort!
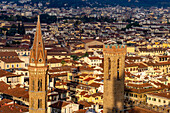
[38,79,42,91]
[117,70,120,80]
[31,98,34,108]
[117,59,119,69]
[32,80,34,91]
[38,99,42,108]
[108,58,111,80]
[117,59,120,80]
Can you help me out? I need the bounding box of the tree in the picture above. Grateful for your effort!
[61,60,66,66]
[0,28,7,35]
[83,52,88,57]
[71,55,79,61]
[18,23,21,34]
[20,23,25,35]
[47,26,50,31]
[6,24,17,36]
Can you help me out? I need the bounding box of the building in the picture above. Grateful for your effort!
[146,92,170,106]
[103,43,126,113]
[28,16,48,113]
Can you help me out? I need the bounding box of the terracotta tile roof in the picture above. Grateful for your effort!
[139,48,167,52]
[83,77,95,82]
[88,45,103,48]
[0,58,24,63]
[158,55,170,58]
[0,99,12,106]
[145,61,170,66]
[88,57,103,60]
[49,101,71,109]
[2,88,28,99]
[50,73,67,78]
[158,78,168,82]
[94,78,103,82]
[49,66,71,72]
[0,70,13,78]
[147,92,170,99]
[81,39,94,43]
[150,81,168,88]
[91,92,103,97]
[79,66,94,71]
[137,63,148,68]
[55,82,67,86]
[88,83,102,88]
[78,101,93,107]
[128,106,160,113]
[126,56,143,60]
[73,109,87,113]
[47,47,69,53]
[0,104,29,113]
[47,58,63,63]
[126,83,153,88]
[125,86,166,94]
[79,74,88,77]
[79,91,88,95]
[0,81,10,92]
[19,69,28,71]
[0,52,18,57]
[125,63,138,67]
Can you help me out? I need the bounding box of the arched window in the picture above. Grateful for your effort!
[38,99,42,108]
[117,59,120,80]
[108,58,111,73]
[31,98,34,108]
[32,80,34,91]
[117,70,120,80]
[38,79,42,91]
[108,58,111,80]
[117,59,120,69]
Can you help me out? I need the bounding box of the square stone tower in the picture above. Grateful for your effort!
[103,43,126,113]
[28,16,48,113]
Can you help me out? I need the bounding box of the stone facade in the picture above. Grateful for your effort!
[29,66,48,113]
[103,44,126,113]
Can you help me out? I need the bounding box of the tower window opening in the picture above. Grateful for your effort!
[32,80,34,91]
[31,98,34,108]
[107,75,111,80]
[39,59,42,62]
[117,59,120,69]
[32,58,34,62]
[108,58,111,80]
[38,79,42,91]
[38,99,42,108]
[108,58,111,75]
[117,70,120,80]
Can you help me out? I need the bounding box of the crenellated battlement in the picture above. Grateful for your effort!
[103,44,127,54]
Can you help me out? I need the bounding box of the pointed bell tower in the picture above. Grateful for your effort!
[29,15,48,113]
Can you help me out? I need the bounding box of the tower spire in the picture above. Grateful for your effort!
[30,15,46,66]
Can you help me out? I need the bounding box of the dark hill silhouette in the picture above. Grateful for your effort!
[3,0,170,8]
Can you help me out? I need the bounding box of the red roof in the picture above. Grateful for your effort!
[83,77,95,81]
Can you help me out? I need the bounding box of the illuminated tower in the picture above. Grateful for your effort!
[103,43,126,113]
[29,16,48,113]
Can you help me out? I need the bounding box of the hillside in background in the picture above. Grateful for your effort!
[2,0,170,8]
